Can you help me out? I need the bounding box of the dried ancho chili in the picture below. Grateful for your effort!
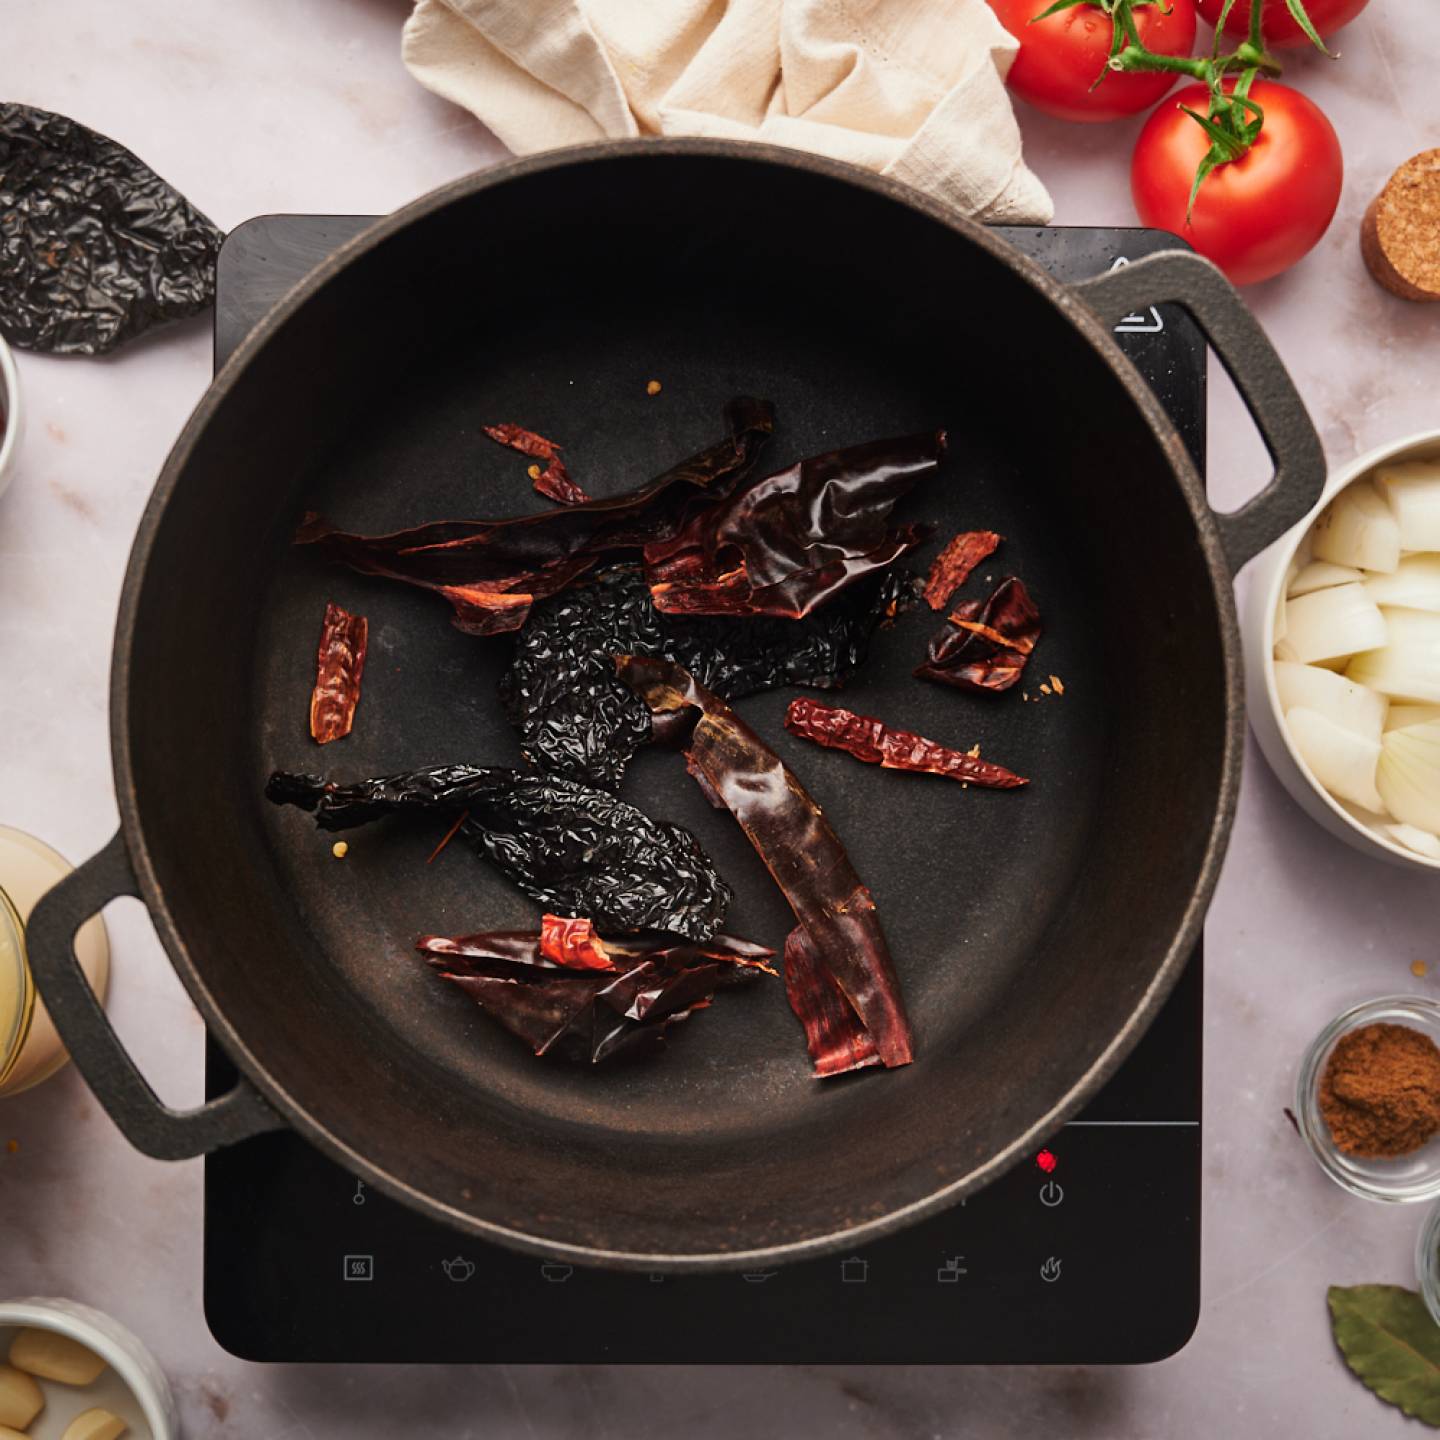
[644,430,946,619]
[916,576,1042,694]
[296,397,774,636]
[922,530,1001,611]
[309,602,368,744]
[417,926,770,1064]
[1319,1022,1440,1158]
[616,656,913,1073]
[483,422,589,505]
[0,104,223,355]
[500,564,917,790]
[784,697,1026,789]
[266,764,731,939]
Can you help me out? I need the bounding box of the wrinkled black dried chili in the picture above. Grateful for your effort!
[266,764,731,939]
[915,576,1042,694]
[783,697,1027,788]
[309,602,368,744]
[296,397,774,636]
[0,104,223,355]
[483,422,589,505]
[643,429,945,619]
[499,565,917,790]
[616,657,913,1071]
[922,530,1001,611]
[417,926,768,1064]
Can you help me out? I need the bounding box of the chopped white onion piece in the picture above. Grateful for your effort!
[1385,822,1440,861]
[1274,638,1299,663]
[1311,481,1402,573]
[1284,583,1388,664]
[1388,704,1440,731]
[1375,459,1440,552]
[1377,722,1440,834]
[1289,561,1364,597]
[1286,706,1385,812]
[1363,553,1440,612]
[1273,661,1387,740]
[1346,609,1440,702]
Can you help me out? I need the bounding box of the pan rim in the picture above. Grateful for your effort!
[109,140,1240,1269]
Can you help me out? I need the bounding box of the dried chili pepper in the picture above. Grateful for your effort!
[499,565,918,790]
[643,430,946,619]
[483,422,589,505]
[915,576,1042,694]
[616,657,913,1070]
[922,530,1001,611]
[783,926,881,1078]
[266,764,731,939]
[296,397,774,636]
[783,697,1027,789]
[539,914,614,970]
[419,925,776,976]
[0,104,223,355]
[417,927,769,1064]
[309,602,368,744]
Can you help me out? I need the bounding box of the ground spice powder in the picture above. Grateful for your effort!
[1319,1022,1440,1158]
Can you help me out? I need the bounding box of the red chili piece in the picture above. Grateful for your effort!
[539,914,615,971]
[915,576,1042,694]
[483,422,590,505]
[783,926,881,1078]
[922,530,1001,610]
[616,655,913,1071]
[783,697,1027,789]
[309,602,368,744]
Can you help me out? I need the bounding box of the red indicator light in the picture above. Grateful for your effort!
[1036,1149,1058,1174]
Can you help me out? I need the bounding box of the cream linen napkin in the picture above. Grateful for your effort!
[402,0,1053,224]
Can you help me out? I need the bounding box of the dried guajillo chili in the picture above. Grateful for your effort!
[615,656,913,1070]
[500,565,917,790]
[295,397,774,636]
[915,576,1042,694]
[417,924,769,1063]
[922,530,1001,611]
[309,602,368,744]
[483,422,588,505]
[644,430,946,619]
[783,697,1027,789]
[783,926,881,1078]
[266,764,731,940]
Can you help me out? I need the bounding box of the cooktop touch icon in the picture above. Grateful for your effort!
[840,1257,869,1284]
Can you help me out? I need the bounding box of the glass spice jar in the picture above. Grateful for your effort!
[1295,995,1440,1203]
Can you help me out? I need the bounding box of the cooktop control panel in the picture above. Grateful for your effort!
[204,217,1204,1365]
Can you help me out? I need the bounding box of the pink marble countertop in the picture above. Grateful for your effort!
[2,1,1438,1434]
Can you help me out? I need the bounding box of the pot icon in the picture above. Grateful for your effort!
[442,1255,476,1283]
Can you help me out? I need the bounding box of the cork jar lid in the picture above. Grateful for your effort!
[1362,149,1440,302]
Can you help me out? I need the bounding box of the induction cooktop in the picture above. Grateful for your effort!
[204,216,1204,1365]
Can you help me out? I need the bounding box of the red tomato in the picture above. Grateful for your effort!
[1196,0,1370,48]
[991,0,1198,122]
[1131,80,1343,285]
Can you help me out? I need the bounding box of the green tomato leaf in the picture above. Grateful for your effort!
[1030,0,1090,21]
[1328,1285,1440,1427]
[1283,0,1337,56]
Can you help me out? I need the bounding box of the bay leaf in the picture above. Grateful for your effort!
[1328,1284,1440,1427]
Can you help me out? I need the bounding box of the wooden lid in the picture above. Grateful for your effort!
[1362,149,1440,302]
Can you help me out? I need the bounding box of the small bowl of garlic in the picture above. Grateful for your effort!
[1246,430,1440,872]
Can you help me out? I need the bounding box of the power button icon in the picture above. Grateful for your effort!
[1039,1180,1064,1207]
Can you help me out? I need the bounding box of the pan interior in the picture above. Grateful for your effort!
[123,152,1227,1261]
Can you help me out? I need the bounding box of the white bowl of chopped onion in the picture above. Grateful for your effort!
[1246,430,1440,872]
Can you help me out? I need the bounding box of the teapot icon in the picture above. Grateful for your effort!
[442,1255,476,1283]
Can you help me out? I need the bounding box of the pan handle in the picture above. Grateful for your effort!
[25,831,284,1159]
[1073,250,1325,574]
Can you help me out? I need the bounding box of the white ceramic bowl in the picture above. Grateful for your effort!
[1244,429,1440,873]
[0,1298,177,1439]
[0,330,20,500]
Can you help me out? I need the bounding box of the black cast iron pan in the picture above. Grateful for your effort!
[28,143,1323,1269]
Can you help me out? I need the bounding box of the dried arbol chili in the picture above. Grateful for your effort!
[922,530,1001,610]
[309,602,368,744]
[483,422,589,505]
[615,656,913,1071]
[783,697,1027,789]
[783,926,881,1078]
[915,576,1042,694]
[266,764,732,940]
[643,430,946,619]
[296,397,774,636]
